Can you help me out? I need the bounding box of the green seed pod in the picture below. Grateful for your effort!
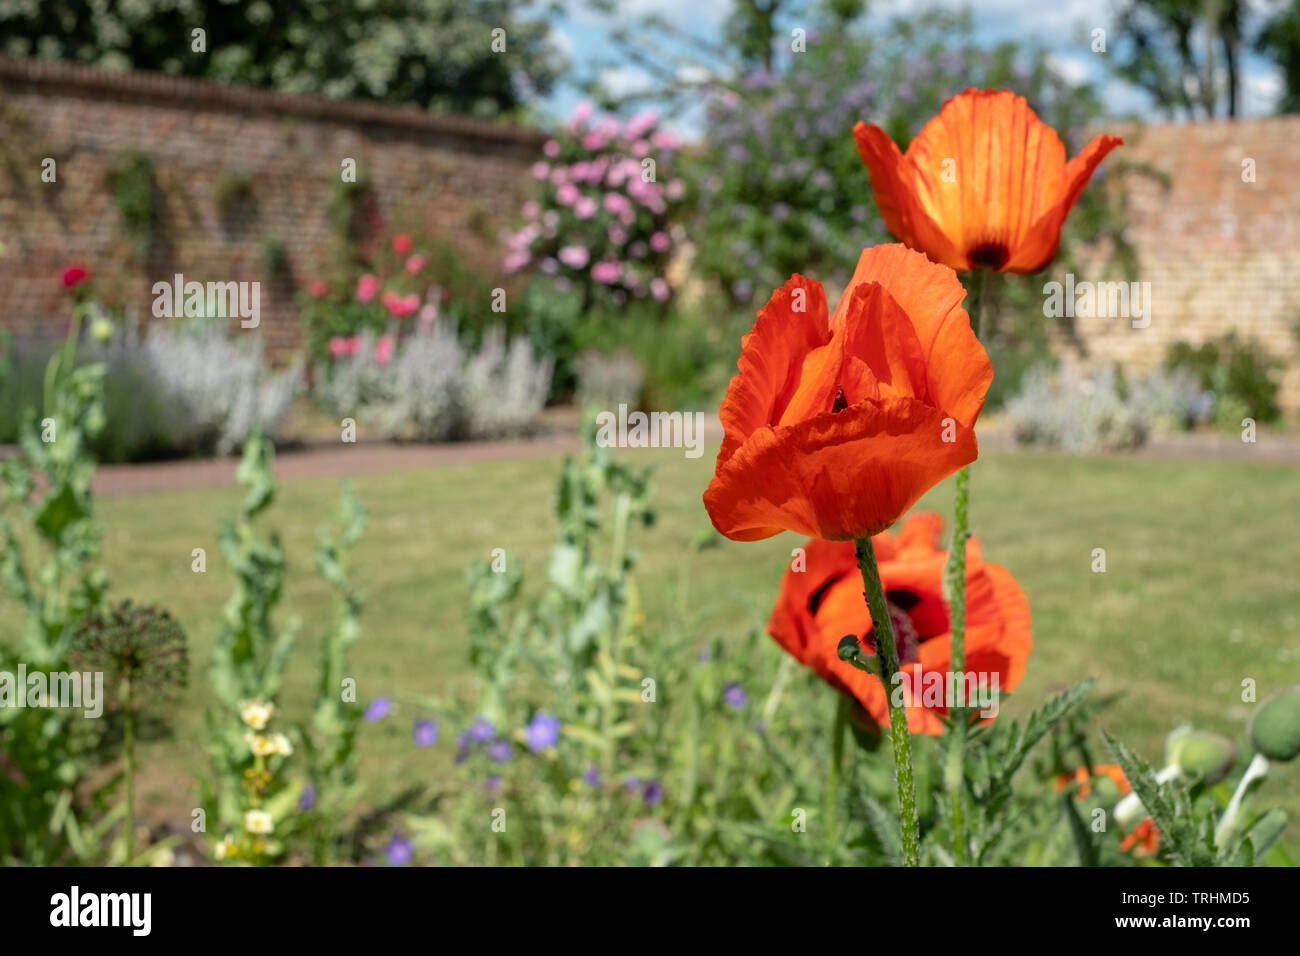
[1249,687,1300,762]
[1165,726,1237,784]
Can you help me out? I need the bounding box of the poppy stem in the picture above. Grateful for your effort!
[826,693,849,864]
[854,535,920,866]
[945,268,984,866]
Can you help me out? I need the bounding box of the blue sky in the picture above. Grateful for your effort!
[537,0,1286,135]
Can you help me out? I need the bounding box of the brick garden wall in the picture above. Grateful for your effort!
[1059,114,1300,416]
[0,56,544,356]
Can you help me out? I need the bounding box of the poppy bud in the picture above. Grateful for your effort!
[1165,726,1237,785]
[1249,686,1300,762]
[836,634,880,676]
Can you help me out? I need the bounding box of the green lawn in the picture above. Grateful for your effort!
[70,445,1300,847]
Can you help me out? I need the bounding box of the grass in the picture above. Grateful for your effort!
[12,442,1300,855]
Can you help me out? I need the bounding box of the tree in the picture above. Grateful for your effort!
[0,0,564,117]
[1257,0,1300,113]
[1108,0,1244,119]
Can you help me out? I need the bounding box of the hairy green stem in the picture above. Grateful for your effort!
[855,535,920,866]
[945,269,985,865]
[826,693,849,863]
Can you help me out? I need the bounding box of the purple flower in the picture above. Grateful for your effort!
[624,774,640,793]
[386,832,413,866]
[467,716,496,742]
[413,719,438,748]
[485,775,502,794]
[584,765,601,786]
[298,784,316,812]
[643,780,664,807]
[723,683,747,711]
[487,740,513,764]
[525,711,561,752]
[364,697,392,722]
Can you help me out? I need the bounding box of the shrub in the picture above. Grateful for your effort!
[317,322,551,442]
[1004,362,1203,452]
[87,323,299,460]
[1166,333,1282,425]
[690,10,1113,309]
[504,103,687,310]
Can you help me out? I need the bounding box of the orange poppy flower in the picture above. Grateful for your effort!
[1120,818,1161,857]
[766,511,1031,734]
[703,244,992,542]
[853,89,1122,274]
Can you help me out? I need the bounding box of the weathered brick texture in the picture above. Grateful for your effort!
[1059,114,1300,416]
[0,56,543,357]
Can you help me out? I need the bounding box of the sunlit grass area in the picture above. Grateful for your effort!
[72,445,1300,849]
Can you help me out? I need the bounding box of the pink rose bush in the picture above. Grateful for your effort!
[504,103,687,307]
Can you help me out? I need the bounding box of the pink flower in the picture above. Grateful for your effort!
[531,162,550,180]
[556,182,580,206]
[62,264,89,289]
[574,196,598,219]
[651,277,670,302]
[666,178,686,200]
[633,139,651,157]
[522,200,540,219]
[626,110,659,140]
[607,225,627,245]
[650,231,670,253]
[381,290,420,319]
[603,193,630,215]
[651,130,681,150]
[392,234,413,254]
[569,101,594,130]
[543,139,561,158]
[329,335,361,358]
[558,245,590,269]
[308,279,330,299]
[355,273,380,303]
[405,254,427,275]
[374,334,395,365]
[582,130,607,151]
[549,165,569,186]
[419,303,438,323]
[591,260,622,285]
[503,250,531,273]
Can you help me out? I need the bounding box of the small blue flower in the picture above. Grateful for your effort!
[298,784,316,812]
[723,682,747,711]
[643,780,664,807]
[467,716,496,743]
[485,775,502,794]
[624,774,640,793]
[584,765,601,787]
[525,711,561,752]
[364,697,392,722]
[413,719,438,748]
[386,832,413,866]
[487,740,513,764]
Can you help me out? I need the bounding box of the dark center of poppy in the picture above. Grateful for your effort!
[967,241,1009,271]
[832,384,848,413]
[857,600,920,666]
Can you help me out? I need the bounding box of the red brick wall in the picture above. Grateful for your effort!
[0,56,544,356]
[1061,114,1300,416]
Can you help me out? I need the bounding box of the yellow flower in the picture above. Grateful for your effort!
[243,810,273,835]
[214,836,237,859]
[239,701,275,731]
